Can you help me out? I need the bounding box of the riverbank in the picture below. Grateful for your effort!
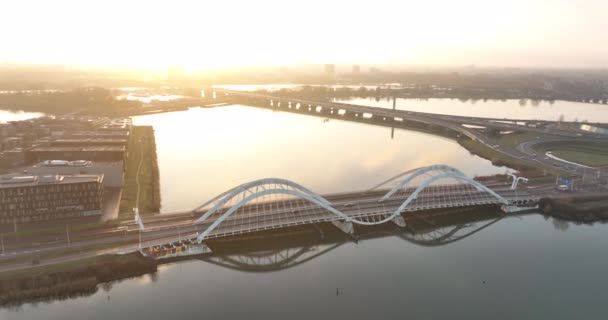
[0,253,157,307]
[540,195,608,223]
[457,138,563,176]
[119,125,161,216]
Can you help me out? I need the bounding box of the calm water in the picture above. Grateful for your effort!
[132,105,509,213]
[3,213,608,319]
[340,97,608,123]
[0,110,44,123]
[3,103,608,319]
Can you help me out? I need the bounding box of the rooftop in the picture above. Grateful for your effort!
[51,138,128,145]
[29,145,126,152]
[32,160,123,167]
[0,174,103,189]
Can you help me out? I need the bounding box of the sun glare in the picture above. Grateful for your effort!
[1,0,607,69]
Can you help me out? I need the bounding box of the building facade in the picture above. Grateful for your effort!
[0,174,104,224]
[26,160,124,187]
[27,145,126,164]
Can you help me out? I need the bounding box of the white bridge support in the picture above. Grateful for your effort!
[392,215,407,227]
[507,173,529,190]
[501,204,539,213]
[331,220,354,235]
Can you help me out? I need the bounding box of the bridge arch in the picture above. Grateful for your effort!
[192,178,350,242]
[191,165,511,243]
[370,164,508,204]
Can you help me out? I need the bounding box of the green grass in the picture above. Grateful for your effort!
[459,138,567,176]
[0,238,139,269]
[495,131,548,148]
[120,126,161,216]
[0,254,141,280]
[551,150,608,167]
[533,141,608,167]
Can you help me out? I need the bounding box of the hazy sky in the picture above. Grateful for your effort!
[1,0,607,70]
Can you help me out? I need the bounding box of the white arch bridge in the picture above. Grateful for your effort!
[188,165,538,244]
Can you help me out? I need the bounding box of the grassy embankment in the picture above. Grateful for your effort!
[458,137,567,177]
[0,253,157,307]
[532,140,608,167]
[120,125,161,217]
[0,88,141,116]
[540,195,608,223]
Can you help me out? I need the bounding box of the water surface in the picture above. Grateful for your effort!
[2,213,607,320]
[133,105,508,213]
[340,97,608,123]
[0,110,44,123]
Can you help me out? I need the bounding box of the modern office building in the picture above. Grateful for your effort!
[27,145,126,164]
[0,174,104,224]
[26,160,124,187]
[324,64,335,79]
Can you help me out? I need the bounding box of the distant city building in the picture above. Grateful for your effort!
[0,174,104,224]
[324,64,335,79]
[168,65,185,83]
[26,160,124,187]
[352,65,361,75]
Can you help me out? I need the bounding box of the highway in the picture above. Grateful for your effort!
[206,89,608,184]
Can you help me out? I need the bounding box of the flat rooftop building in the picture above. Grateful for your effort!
[27,145,126,163]
[26,160,124,187]
[50,138,128,146]
[0,174,104,224]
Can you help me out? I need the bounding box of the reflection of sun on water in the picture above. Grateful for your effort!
[131,264,174,287]
[133,106,508,212]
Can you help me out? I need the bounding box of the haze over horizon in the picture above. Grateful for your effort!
[2,0,608,70]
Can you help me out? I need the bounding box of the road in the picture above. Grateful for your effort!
[0,184,537,270]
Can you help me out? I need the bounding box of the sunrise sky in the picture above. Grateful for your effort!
[2,0,607,70]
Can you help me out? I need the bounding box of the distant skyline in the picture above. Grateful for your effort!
[2,0,608,70]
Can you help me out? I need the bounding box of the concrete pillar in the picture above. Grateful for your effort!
[392,215,406,227]
[331,220,354,235]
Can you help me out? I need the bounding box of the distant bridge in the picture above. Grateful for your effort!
[211,88,594,139]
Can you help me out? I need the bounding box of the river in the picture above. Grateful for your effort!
[2,99,608,319]
[339,97,608,123]
[132,105,509,213]
[2,212,607,319]
[0,110,44,123]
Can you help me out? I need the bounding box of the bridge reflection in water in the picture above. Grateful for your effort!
[151,208,527,273]
[191,165,537,242]
[136,165,537,258]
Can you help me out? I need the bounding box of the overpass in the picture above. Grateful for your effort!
[211,88,597,139]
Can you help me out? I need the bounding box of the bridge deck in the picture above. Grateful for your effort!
[198,187,538,240]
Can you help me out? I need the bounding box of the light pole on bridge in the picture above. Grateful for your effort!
[66,224,71,247]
